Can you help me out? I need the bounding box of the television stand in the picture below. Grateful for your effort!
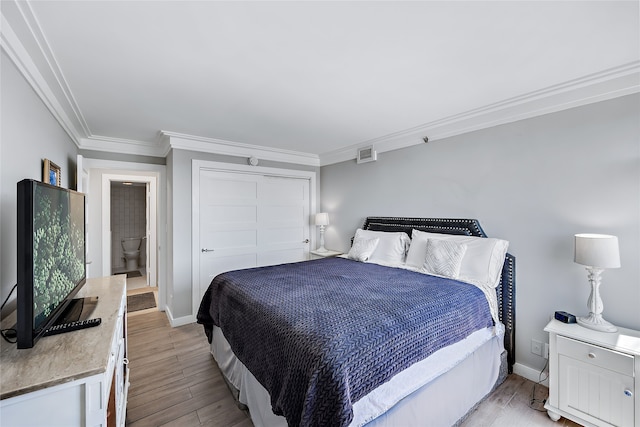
[0,276,129,427]
[7,296,99,334]
[54,295,99,324]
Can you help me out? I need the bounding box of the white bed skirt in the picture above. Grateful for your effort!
[210,324,505,427]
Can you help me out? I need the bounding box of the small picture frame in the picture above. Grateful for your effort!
[43,159,62,187]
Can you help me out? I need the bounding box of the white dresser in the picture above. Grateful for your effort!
[545,319,640,427]
[1,275,129,427]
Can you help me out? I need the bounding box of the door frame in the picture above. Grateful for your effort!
[82,158,166,311]
[191,159,317,319]
[101,173,158,291]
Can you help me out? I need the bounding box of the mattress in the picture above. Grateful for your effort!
[211,322,505,426]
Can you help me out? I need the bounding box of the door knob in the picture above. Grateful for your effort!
[303,239,309,243]
[201,248,215,252]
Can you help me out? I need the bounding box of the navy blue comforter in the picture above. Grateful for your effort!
[197,257,493,427]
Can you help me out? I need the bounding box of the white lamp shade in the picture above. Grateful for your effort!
[315,213,329,226]
[574,234,620,268]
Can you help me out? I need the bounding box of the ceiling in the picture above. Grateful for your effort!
[2,1,639,165]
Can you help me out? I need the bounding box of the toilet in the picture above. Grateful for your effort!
[121,237,142,271]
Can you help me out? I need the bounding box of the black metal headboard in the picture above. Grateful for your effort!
[361,217,516,373]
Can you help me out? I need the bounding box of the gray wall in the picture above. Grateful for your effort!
[0,51,79,316]
[167,148,320,319]
[320,93,640,374]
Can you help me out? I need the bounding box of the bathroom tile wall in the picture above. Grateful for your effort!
[111,183,147,272]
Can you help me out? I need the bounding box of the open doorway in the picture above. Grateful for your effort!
[110,181,148,288]
[102,173,158,293]
[80,156,165,312]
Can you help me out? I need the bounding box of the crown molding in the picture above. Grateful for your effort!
[18,1,91,136]
[1,11,81,146]
[1,1,90,145]
[163,131,320,167]
[78,135,170,158]
[319,62,640,166]
[3,1,637,168]
[2,3,319,167]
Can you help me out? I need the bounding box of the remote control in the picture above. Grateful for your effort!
[43,318,102,336]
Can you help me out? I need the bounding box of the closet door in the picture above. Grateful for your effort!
[197,169,310,301]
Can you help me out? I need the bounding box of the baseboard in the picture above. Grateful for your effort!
[165,305,196,327]
[513,362,549,387]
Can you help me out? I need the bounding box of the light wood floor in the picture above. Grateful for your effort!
[125,310,581,427]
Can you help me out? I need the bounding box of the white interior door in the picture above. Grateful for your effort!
[198,169,310,301]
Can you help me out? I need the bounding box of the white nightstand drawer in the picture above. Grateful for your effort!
[557,335,634,376]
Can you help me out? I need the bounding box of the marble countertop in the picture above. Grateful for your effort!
[0,275,125,400]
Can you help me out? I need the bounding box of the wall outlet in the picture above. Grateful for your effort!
[531,339,543,356]
[544,343,549,359]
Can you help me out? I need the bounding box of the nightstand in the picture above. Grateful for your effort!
[310,249,342,259]
[544,319,640,426]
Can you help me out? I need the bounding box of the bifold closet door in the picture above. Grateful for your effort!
[198,169,310,300]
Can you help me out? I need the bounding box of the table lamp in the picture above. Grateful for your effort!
[574,233,620,332]
[315,213,329,253]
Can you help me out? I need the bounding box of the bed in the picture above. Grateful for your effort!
[197,217,516,427]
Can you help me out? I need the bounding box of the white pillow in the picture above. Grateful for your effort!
[347,238,379,262]
[423,239,467,279]
[354,229,410,266]
[406,229,509,289]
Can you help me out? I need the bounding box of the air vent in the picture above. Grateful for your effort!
[357,145,377,164]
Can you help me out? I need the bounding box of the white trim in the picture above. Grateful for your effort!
[0,11,82,146]
[166,132,320,167]
[84,158,166,311]
[164,305,194,327]
[83,158,166,172]
[20,1,91,135]
[513,362,549,388]
[319,62,640,166]
[191,159,317,323]
[79,135,170,158]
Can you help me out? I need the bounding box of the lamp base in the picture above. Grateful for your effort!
[315,246,328,253]
[577,313,618,333]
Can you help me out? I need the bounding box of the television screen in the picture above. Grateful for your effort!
[17,179,86,348]
[32,184,85,329]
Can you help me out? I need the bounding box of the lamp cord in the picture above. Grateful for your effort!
[529,358,549,412]
[1,284,17,312]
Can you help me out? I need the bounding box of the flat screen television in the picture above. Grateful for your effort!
[16,179,87,349]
